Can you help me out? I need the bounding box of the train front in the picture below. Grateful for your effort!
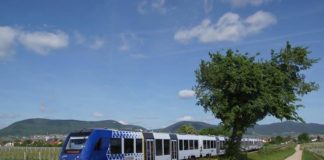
[60,131,92,160]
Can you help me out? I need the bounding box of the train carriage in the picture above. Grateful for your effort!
[177,134,200,159]
[152,133,171,160]
[199,135,218,157]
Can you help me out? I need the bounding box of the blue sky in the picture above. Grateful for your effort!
[0,0,324,129]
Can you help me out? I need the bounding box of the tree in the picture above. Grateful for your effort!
[271,136,284,144]
[199,126,230,136]
[194,42,319,159]
[298,133,310,143]
[177,124,197,134]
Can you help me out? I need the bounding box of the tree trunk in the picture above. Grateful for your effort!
[225,123,244,160]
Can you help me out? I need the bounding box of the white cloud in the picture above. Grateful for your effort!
[0,26,18,59]
[177,116,193,121]
[245,11,277,33]
[174,11,276,43]
[118,120,128,125]
[93,112,104,118]
[204,0,214,14]
[89,37,105,49]
[19,31,69,55]
[226,0,273,7]
[178,89,196,99]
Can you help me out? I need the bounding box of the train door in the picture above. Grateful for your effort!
[171,140,178,160]
[145,139,154,160]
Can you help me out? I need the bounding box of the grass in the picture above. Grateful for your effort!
[198,144,297,160]
[0,147,61,160]
[302,142,324,158]
[302,149,324,160]
[247,143,296,160]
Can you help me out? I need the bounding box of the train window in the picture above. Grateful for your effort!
[184,140,188,150]
[189,140,194,150]
[110,138,122,154]
[164,140,170,155]
[179,140,183,150]
[207,140,211,149]
[136,139,142,153]
[65,136,89,154]
[124,138,134,153]
[194,140,198,149]
[213,141,216,148]
[156,139,163,156]
[203,140,206,149]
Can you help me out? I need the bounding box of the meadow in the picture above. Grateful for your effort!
[0,147,60,160]
[198,143,296,160]
[302,142,324,160]
[247,143,296,160]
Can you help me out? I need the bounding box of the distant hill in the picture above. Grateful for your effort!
[156,121,324,136]
[155,121,217,133]
[0,118,146,137]
[247,121,324,136]
[1,119,324,137]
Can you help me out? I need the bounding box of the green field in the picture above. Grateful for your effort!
[198,144,296,160]
[0,147,60,160]
[302,149,324,160]
[247,143,296,160]
[302,142,324,157]
[302,142,324,160]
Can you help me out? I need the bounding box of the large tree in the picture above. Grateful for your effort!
[194,43,319,159]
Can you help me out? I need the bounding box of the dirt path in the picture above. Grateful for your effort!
[285,144,302,160]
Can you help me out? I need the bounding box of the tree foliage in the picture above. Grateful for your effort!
[271,136,284,144]
[176,124,197,134]
[194,42,319,159]
[199,126,230,136]
[298,133,310,143]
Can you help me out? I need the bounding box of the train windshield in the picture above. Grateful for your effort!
[65,132,91,154]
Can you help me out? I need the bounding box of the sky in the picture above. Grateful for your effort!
[0,0,324,129]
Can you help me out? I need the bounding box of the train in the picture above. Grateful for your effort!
[59,128,263,160]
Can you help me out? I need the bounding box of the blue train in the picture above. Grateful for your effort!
[59,128,262,160]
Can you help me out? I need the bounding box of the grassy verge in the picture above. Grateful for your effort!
[247,143,296,160]
[302,150,324,160]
